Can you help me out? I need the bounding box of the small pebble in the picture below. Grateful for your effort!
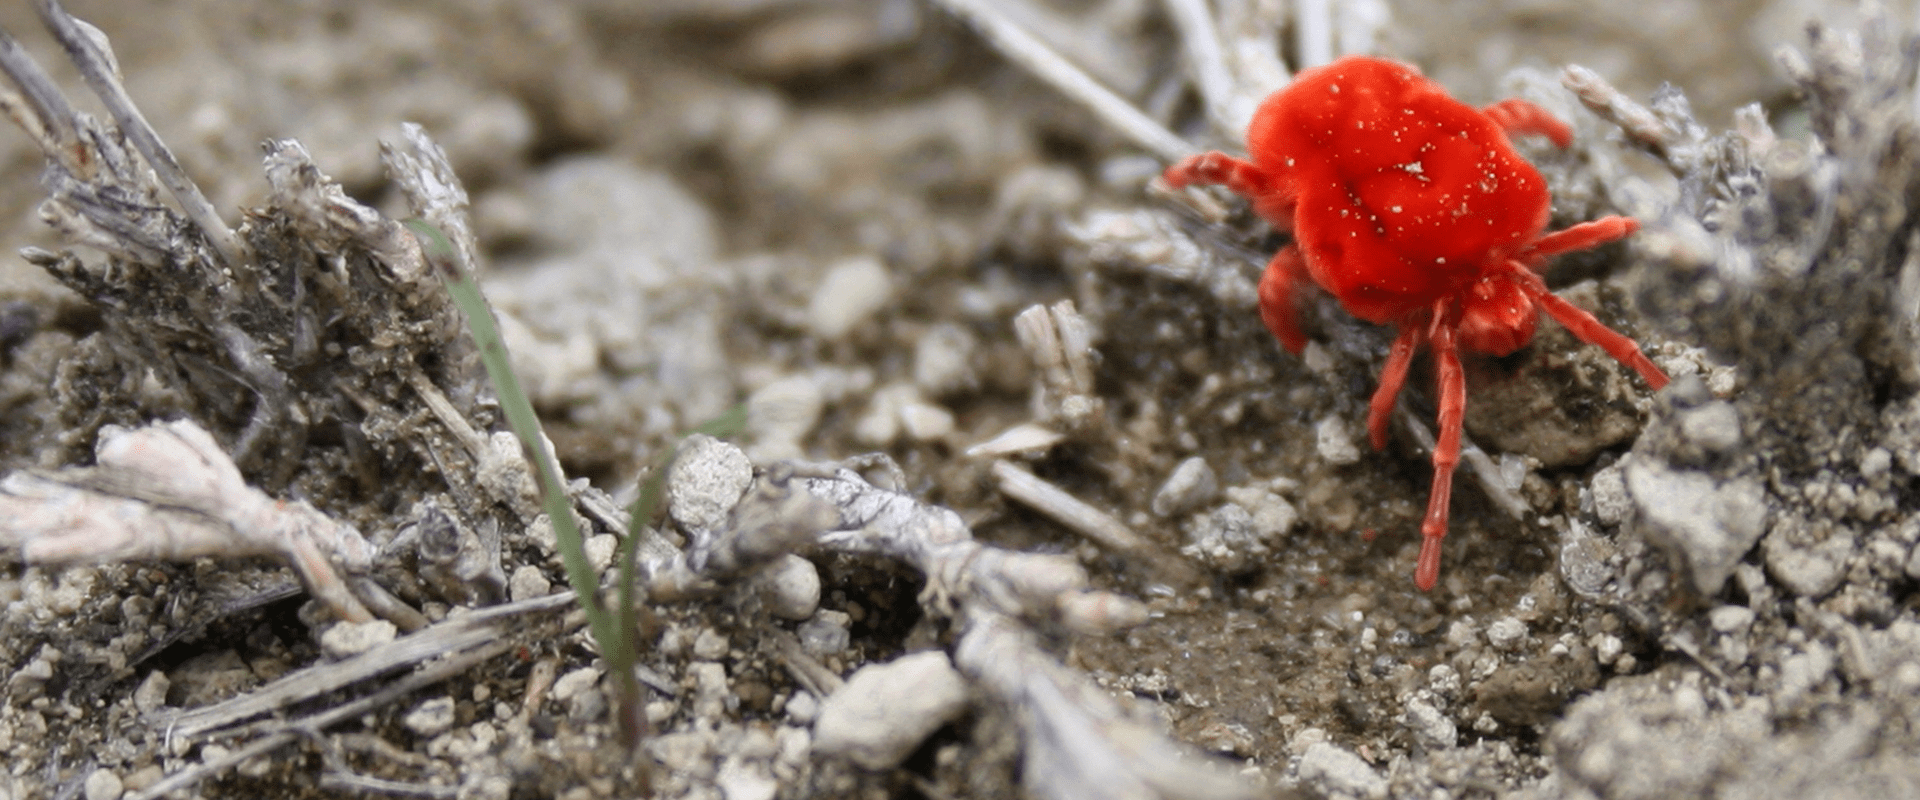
[133,670,170,713]
[693,627,730,660]
[1151,457,1218,517]
[1593,634,1624,666]
[1625,462,1768,595]
[755,554,822,621]
[319,619,397,660]
[746,376,825,461]
[806,256,893,340]
[912,323,977,395]
[799,611,851,656]
[405,697,457,737]
[716,760,778,800]
[691,662,732,720]
[1223,485,1298,538]
[667,434,754,532]
[584,534,619,573]
[1296,741,1386,800]
[814,651,969,769]
[899,400,955,441]
[82,769,122,800]
[1763,523,1853,598]
[1708,605,1755,634]
[786,691,820,724]
[508,565,552,602]
[1485,617,1528,651]
[1588,464,1632,525]
[121,766,164,793]
[1401,696,1457,751]
[853,384,913,447]
[1315,417,1362,466]
[1677,401,1741,454]
[552,667,602,703]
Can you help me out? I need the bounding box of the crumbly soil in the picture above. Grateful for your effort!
[1,2,1914,800]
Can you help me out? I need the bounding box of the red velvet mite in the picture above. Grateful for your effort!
[1164,55,1668,590]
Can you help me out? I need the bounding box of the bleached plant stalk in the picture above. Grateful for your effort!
[956,613,1268,800]
[930,0,1194,162]
[658,440,1260,800]
[0,420,382,624]
[1164,0,1256,135]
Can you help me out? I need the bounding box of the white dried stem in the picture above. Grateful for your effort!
[1217,0,1289,98]
[1394,405,1529,522]
[0,25,79,173]
[965,422,1068,458]
[33,0,248,272]
[131,633,526,800]
[153,591,574,740]
[991,0,1150,97]
[1295,0,1332,69]
[771,628,848,697]
[1014,301,1105,433]
[930,0,1195,162]
[646,471,840,603]
[381,122,480,276]
[955,613,1266,800]
[1066,208,1262,312]
[406,366,489,461]
[782,458,1145,635]
[771,454,1260,797]
[1163,0,1255,135]
[991,460,1198,587]
[1562,64,1703,172]
[0,420,382,623]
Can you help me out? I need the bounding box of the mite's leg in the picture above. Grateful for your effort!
[1529,217,1638,260]
[1481,98,1573,148]
[1368,323,1422,450]
[1162,151,1272,197]
[1415,316,1465,592]
[1257,245,1313,354]
[1535,290,1669,390]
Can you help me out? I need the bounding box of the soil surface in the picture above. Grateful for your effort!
[1,2,1915,800]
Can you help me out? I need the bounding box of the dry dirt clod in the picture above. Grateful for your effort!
[812,650,970,770]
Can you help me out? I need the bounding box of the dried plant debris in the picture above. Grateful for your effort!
[0,0,541,561]
[0,419,405,627]
[0,0,573,618]
[673,444,1261,800]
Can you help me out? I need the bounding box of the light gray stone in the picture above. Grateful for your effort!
[805,256,893,340]
[813,651,969,769]
[404,696,457,737]
[507,564,551,602]
[1152,457,1218,517]
[668,434,754,532]
[1296,741,1386,800]
[1625,461,1768,595]
[1316,416,1362,466]
[754,554,821,621]
[319,619,397,660]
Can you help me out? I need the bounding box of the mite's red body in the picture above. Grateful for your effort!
[1164,56,1668,590]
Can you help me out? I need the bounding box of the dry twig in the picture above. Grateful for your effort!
[0,420,391,625]
[929,0,1194,162]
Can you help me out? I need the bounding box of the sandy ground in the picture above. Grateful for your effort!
[1,1,1917,799]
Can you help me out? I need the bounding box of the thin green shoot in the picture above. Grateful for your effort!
[403,219,645,747]
[615,403,748,678]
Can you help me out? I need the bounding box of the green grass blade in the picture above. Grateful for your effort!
[404,219,645,746]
